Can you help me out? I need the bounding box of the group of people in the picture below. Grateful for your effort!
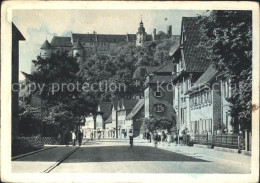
[153,131,172,148]
[65,130,84,147]
[90,131,102,141]
[144,129,191,148]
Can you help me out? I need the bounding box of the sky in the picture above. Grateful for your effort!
[12,9,206,80]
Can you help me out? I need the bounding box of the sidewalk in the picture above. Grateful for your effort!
[139,140,251,167]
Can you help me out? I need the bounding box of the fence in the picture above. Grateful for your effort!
[193,133,245,150]
[16,136,60,146]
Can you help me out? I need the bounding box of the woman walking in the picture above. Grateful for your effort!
[72,131,76,146]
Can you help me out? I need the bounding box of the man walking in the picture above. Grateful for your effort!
[129,129,133,149]
[78,130,83,146]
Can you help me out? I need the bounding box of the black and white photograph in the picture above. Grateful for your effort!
[1,1,259,183]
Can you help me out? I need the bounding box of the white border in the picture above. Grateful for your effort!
[1,1,259,183]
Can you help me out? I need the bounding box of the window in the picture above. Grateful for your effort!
[224,80,230,98]
[208,91,212,104]
[154,89,163,97]
[155,91,162,97]
[154,104,165,113]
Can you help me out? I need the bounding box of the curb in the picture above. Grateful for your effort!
[12,146,57,160]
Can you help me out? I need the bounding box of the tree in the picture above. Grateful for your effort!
[140,116,174,134]
[26,52,96,132]
[198,11,252,132]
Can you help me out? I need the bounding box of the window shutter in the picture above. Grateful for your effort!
[161,104,165,112]
[153,105,157,112]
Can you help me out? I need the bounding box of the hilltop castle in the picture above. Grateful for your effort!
[33,20,175,73]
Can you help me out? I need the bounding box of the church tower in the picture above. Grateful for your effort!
[40,39,52,59]
[136,18,147,47]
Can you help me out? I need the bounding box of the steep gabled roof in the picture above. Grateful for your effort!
[154,61,175,74]
[181,17,210,72]
[147,75,173,84]
[12,23,25,41]
[125,99,144,120]
[145,66,158,75]
[72,33,137,43]
[50,36,72,47]
[117,99,139,110]
[40,40,52,49]
[186,65,219,94]
[123,99,139,110]
[72,40,83,49]
[98,102,112,120]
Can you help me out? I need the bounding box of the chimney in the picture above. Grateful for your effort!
[167,25,172,36]
[126,34,129,42]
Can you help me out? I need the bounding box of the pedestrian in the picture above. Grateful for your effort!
[158,132,161,146]
[179,131,183,146]
[154,132,160,148]
[78,129,83,146]
[98,130,101,141]
[90,132,93,141]
[147,132,150,142]
[175,132,178,146]
[161,131,166,146]
[129,129,133,149]
[65,131,70,147]
[167,133,172,147]
[72,131,76,146]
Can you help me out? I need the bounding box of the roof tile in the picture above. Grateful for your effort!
[50,36,72,47]
[182,17,210,72]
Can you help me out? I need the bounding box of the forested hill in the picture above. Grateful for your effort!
[77,37,180,101]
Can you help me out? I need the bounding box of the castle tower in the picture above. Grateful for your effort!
[136,18,147,46]
[40,39,52,59]
[72,40,84,62]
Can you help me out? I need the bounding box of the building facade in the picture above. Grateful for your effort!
[144,62,176,123]
[170,17,210,133]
